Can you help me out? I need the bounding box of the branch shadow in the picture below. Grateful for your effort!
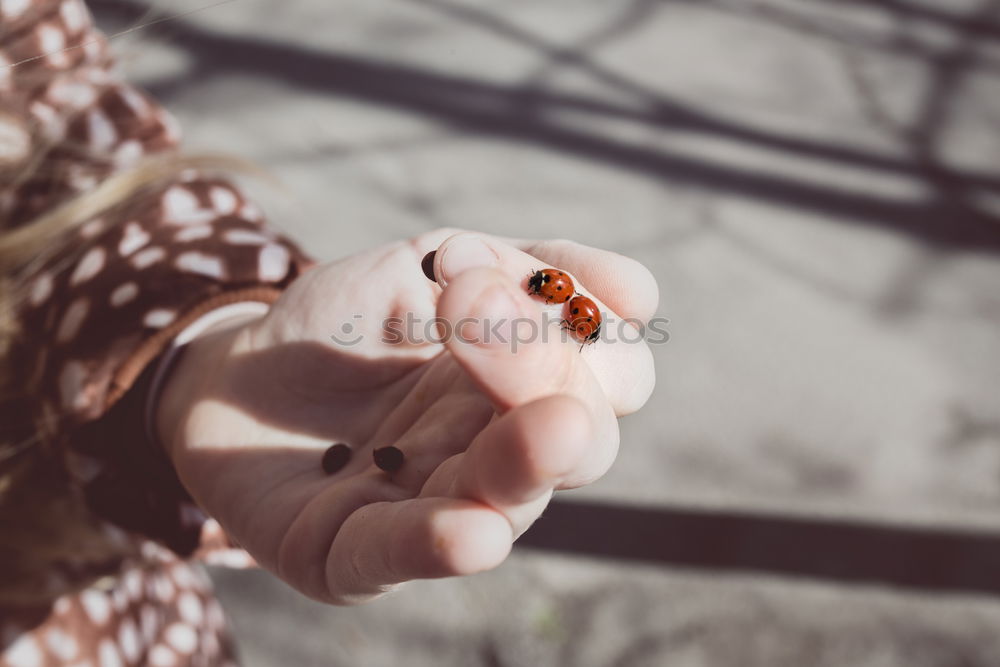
[519,499,1000,596]
[92,0,1000,256]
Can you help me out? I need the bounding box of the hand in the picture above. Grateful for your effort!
[157,229,657,604]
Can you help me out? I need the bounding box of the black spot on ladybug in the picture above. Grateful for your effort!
[572,308,579,314]
[556,285,563,290]
[374,446,405,472]
[542,274,551,283]
[321,443,352,474]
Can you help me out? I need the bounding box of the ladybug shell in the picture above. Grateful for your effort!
[566,295,602,342]
[528,269,574,304]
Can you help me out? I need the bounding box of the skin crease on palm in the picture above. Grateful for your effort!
[156,228,658,605]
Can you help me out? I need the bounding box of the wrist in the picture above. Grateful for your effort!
[154,310,264,461]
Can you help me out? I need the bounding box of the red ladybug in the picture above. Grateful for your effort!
[527,269,574,304]
[564,295,602,348]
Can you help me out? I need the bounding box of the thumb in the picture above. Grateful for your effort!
[436,266,576,413]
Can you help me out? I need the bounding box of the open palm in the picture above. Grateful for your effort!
[158,229,657,604]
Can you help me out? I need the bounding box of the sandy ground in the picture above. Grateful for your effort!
[96,0,1000,664]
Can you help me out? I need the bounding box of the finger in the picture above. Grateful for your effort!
[437,256,652,417]
[436,267,621,487]
[275,474,410,601]
[428,232,659,324]
[447,395,592,536]
[435,265,579,412]
[381,387,494,495]
[324,496,512,604]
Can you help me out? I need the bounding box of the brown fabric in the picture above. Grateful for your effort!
[1,1,316,664]
[107,286,283,408]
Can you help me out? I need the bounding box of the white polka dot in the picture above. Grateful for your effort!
[124,570,143,601]
[0,113,30,165]
[111,586,129,612]
[153,574,175,601]
[210,187,238,215]
[175,225,213,242]
[165,623,197,654]
[223,229,270,245]
[176,251,225,279]
[60,0,87,32]
[143,309,176,329]
[70,247,105,285]
[30,101,65,141]
[54,596,72,615]
[45,628,78,660]
[67,164,97,191]
[87,109,117,152]
[206,599,227,629]
[240,203,262,221]
[118,88,149,116]
[131,246,165,269]
[39,23,68,67]
[98,639,122,667]
[177,592,203,625]
[56,297,89,343]
[113,139,143,167]
[0,0,29,21]
[140,605,159,643]
[82,37,102,61]
[80,589,111,624]
[80,218,105,238]
[149,645,176,667]
[170,565,197,588]
[140,541,173,562]
[5,634,42,667]
[259,243,290,282]
[109,282,139,307]
[28,272,53,307]
[118,618,141,662]
[47,79,96,109]
[162,186,214,225]
[118,222,150,256]
[203,549,255,568]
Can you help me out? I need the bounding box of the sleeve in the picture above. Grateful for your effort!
[0,0,312,591]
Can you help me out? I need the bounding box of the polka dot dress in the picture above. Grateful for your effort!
[1,559,239,667]
[1,1,313,664]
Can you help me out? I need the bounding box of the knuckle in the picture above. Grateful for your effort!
[412,227,466,253]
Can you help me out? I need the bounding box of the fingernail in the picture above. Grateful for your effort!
[421,251,437,282]
[439,236,498,284]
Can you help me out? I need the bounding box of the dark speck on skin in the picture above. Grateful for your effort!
[374,446,405,472]
[322,443,352,474]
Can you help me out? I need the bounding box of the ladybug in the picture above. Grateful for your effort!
[564,295,602,349]
[527,269,574,304]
